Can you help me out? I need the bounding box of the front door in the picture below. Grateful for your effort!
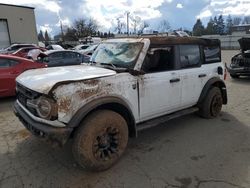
[138,47,182,122]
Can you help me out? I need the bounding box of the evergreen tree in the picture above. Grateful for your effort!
[38,30,45,41]
[192,19,205,36]
[226,15,233,34]
[44,30,50,41]
[217,15,225,35]
[213,16,219,34]
[206,17,215,35]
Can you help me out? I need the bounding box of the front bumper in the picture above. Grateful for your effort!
[14,101,73,146]
[227,67,250,76]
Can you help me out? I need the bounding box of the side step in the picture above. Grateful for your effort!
[137,107,199,131]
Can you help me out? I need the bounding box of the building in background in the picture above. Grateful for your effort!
[0,3,38,49]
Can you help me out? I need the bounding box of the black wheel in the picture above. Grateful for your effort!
[230,74,239,79]
[72,110,128,171]
[198,87,223,119]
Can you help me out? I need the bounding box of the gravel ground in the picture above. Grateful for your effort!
[1,50,250,188]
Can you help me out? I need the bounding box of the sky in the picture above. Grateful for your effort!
[1,0,250,36]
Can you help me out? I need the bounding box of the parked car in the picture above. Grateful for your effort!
[46,44,64,50]
[11,47,46,59]
[39,50,89,67]
[14,37,227,171]
[0,44,37,54]
[0,55,46,97]
[72,44,90,50]
[228,38,250,78]
[78,44,98,55]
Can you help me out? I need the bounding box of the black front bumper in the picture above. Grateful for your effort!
[14,102,73,146]
[227,67,250,76]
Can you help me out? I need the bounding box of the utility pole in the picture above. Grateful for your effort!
[60,20,64,41]
[127,12,130,36]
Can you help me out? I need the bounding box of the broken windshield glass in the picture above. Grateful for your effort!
[91,42,143,68]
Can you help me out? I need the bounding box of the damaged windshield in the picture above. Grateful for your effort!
[90,42,143,68]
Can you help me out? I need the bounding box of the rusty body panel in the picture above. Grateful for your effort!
[52,73,139,123]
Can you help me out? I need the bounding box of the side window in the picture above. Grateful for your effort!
[0,59,19,68]
[141,46,175,73]
[50,52,63,59]
[180,45,201,68]
[203,46,221,64]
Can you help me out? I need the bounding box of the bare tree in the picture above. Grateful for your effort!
[243,16,250,24]
[115,18,125,34]
[233,17,242,26]
[138,21,149,34]
[131,16,141,34]
[158,19,171,33]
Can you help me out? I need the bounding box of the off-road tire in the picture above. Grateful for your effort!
[230,74,239,79]
[198,87,223,119]
[72,110,128,171]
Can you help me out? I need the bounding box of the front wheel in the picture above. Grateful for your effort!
[72,110,128,171]
[198,87,223,119]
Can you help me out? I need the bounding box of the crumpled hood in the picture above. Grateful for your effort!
[238,38,250,52]
[16,65,116,94]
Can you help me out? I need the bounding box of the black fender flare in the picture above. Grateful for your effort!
[198,77,228,105]
[68,96,137,137]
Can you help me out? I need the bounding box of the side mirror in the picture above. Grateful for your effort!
[218,66,223,75]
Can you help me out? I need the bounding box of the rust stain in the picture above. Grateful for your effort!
[82,79,100,86]
[17,129,31,139]
[58,98,71,113]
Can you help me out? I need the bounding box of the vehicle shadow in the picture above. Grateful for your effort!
[0,96,16,112]
[1,111,250,187]
[230,76,250,84]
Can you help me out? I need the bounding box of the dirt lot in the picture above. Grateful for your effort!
[1,50,250,188]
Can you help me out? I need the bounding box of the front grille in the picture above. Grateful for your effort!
[16,83,41,116]
[232,57,250,67]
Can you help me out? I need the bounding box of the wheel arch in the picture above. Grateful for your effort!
[198,77,228,105]
[68,96,137,138]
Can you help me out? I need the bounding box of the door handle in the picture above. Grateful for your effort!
[198,74,207,78]
[170,78,180,83]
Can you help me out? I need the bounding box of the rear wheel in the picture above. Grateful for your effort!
[198,87,223,119]
[72,110,128,171]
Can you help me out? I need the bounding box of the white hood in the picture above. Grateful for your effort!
[16,65,116,94]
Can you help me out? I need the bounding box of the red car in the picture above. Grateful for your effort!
[11,47,46,59]
[0,55,46,97]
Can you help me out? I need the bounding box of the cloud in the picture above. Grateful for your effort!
[0,0,61,13]
[176,3,183,9]
[81,0,174,30]
[197,0,250,19]
[39,24,52,33]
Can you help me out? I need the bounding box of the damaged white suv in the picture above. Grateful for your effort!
[14,37,227,171]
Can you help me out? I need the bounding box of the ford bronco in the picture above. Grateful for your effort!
[14,37,227,171]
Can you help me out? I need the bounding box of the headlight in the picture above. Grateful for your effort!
[27,96,58,120]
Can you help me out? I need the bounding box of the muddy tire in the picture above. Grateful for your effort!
[198,87,223,119]
[72,110,128,171]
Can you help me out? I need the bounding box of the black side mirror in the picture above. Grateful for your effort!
[218,66,223,75]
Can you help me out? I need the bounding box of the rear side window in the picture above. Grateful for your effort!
[204,46,221,64]
[180,45,201,68]
[0,58,19,68]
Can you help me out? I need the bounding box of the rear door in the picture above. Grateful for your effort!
[178,45,208,108]
[0,58,22,96]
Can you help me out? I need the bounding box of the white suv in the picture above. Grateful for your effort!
[14,37,227,171]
